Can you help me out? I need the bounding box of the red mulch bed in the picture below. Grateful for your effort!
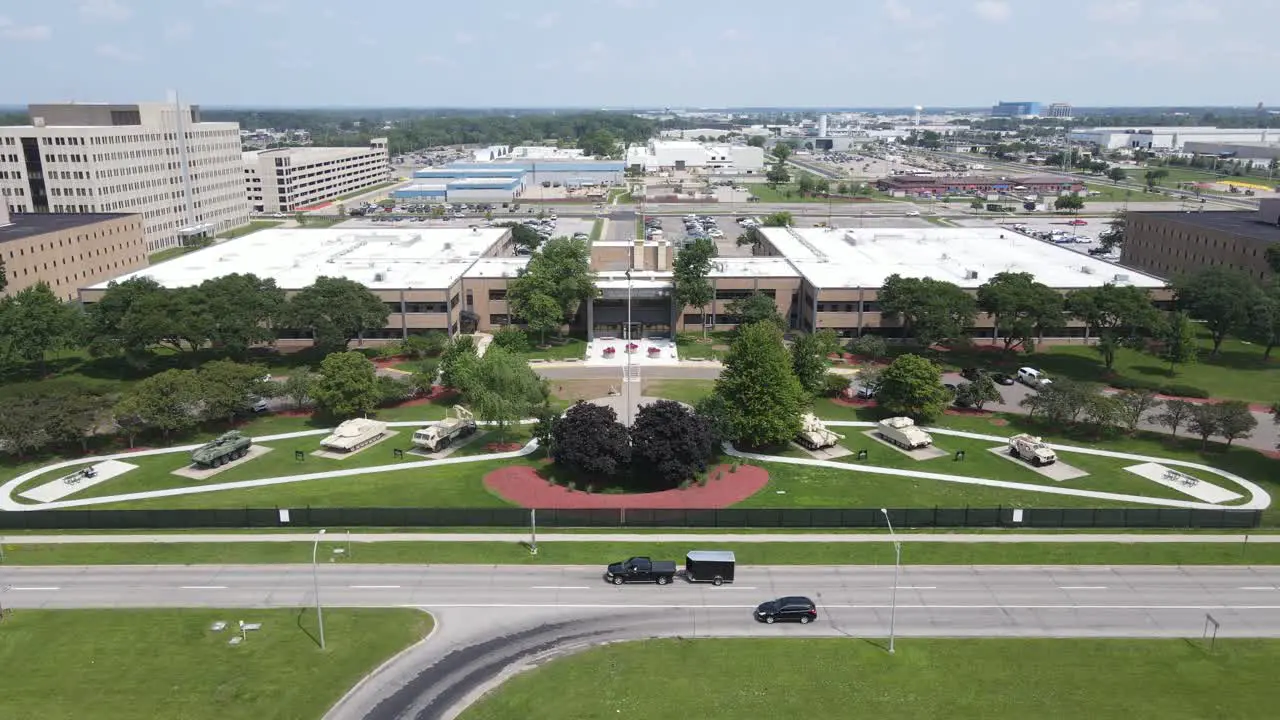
[394,388,459,407]
[987,418,1009,427]
[944,407,993,417]
[484,463,769,509]
[484,442,525,452]
[832,397,877,408]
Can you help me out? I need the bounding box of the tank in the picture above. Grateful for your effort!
[795,413,844,450]
[412,406,477,452]
[191,431,253,468]
[1008,433,1057,466]
[320,418,388,452]
[877,416,933,449]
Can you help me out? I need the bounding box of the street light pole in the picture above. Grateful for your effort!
[880,508,900,655]
[625,268,633,426]
[312,528,327,650]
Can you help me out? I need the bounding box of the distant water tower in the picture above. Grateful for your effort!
[914,105,923,126]
[819,114,829,137]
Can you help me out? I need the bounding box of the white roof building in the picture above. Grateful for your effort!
[626,140,764,173]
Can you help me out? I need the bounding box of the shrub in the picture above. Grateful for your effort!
[491,325,530,353]
[848,334,887,360]
[1107,376,1210,398]
[822,372,851,398]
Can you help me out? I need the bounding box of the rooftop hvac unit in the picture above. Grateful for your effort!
[964,269,979,280]
[374,272,385,282]
[1113,273,1130,282]
[443,242,453,250]
[1080,266,1095,274]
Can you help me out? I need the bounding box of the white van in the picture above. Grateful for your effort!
[1017,367,1051,388]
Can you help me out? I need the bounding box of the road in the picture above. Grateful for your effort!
[4,563,1280,719]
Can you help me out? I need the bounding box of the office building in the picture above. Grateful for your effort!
[1183,141,1280,163]
[1068,126,1275,151]
[1,210,146,301]
[1122,202,1280,282]
[243,139,390,213]
[0,100,250,254]
[625,140,765,173]
[991,101,1043,118]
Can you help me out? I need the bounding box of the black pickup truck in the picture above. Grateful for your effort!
[605,556,677,585]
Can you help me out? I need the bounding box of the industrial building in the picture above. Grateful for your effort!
[470,145,586,162]
[1122,201,1280,282]
[876,175,1084,197]
[393,158,625,203]
[243,138,390,213]
[991,101,1043,118]
[1183,140,1280,163]
[0,99,250,253]
[1,203,147,301]
[625,140,765,174]
[1068,126,1276,151]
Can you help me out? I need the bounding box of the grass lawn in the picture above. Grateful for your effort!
[218,220,283,239]
[641,379,715,406]
[3,540,1279,566]
[331,180,399,202]
[523,337,587,362]
[589,218,603,241]
[0,608,431,720]
[748,184,897,204]
[674,331,731,361]
[298,216,347,229]
[148,245,196,263]
[460,638,1280,720]
[1084,183,1180,203]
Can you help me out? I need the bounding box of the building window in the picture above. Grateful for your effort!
[488,288,507,301]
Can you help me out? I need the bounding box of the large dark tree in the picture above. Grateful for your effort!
[629,400,715,488]
[551,401,631,477]
[1174,267,1262,356]
[285,276,390,351]
[725,292,784,331]
[197,273,286,357]
[713,321,806,448]
[975,272,1063,352]
[879,274,977,348]
[1066,284,1163,369]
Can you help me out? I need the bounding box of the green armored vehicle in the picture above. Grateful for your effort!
[191,431,252,468]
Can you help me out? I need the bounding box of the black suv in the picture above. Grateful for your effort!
[754,596,818,624]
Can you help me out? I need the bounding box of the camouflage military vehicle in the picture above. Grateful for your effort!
[191,431,252,468]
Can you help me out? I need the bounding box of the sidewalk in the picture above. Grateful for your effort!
[2,532,1275,545]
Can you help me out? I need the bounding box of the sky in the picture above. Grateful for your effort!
[0,0,1274,109]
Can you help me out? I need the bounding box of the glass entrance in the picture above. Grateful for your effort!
[624,322,642,341]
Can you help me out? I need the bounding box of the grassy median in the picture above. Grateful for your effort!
[460,637,1280,720]
[0,608,431,720]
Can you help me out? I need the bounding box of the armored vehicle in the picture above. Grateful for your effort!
[795,413,844,450]
[412,406,477,452]
[191,431,252,468]
[1008,433,1057,466]
[320,418,388,453]
[876,416,933,450]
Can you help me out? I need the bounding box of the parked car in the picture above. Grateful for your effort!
[1017,367,1052,388]
[754,596,818,624]
[1088,247,1111,256]
[992,372,1016,386]
[1067,219,1087,226]
[605,556,677,585]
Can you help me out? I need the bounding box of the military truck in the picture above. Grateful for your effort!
[411,406,477,452]
[795,413,844,450]
[320,418,388,453]
[191,431,252,468]
[1008,433,1057,466]
[876,416,933,450]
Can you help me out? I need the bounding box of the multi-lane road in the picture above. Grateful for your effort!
[5,563,1280,719]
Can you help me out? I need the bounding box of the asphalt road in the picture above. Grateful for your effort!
[7,564,1280,719]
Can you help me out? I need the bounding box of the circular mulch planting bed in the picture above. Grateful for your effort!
[484,464,769,509]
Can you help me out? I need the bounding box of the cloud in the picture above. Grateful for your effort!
[721,28,742,40]
[534,12,559,28]
[454,31,474,45]
[418,54,456,68]
[588,40,606,54]
[615,0,655,7]
[96,43,140,62]
[79,0,132,22]
[163,20,192,43]
[1171,0,1219,21]
[972,0,1011,22]
[1086,0,1142,22]
[883,0,913,23]
[0,16,52,41]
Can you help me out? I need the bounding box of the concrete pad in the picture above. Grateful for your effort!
[1125,462,1243,504]
[860,430,950,461]
[791,442,853,460]
[585,338,680,366]
[986,446,1089,481]
[172,445,274,480]
[311,431,399,460]
[19,459,138,503]
[405,429,487,460]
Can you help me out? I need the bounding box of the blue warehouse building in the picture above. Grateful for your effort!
[990,101,1043,118]
[395,159,625,203]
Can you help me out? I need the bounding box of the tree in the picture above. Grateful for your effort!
[771,143,792,163]
[498,222,544,253]
[848,334,888,360]
[44,389,112,453]
[1082,393,1123,431]
[117,369,204,439]
[281,367,318,409]
[1265,245,1280,275]
[1152,398,1194,438]
[879,275,977,348]
[954,375,1003,410]
[196,360,267,424]
[285,276,390,352]
[762,211,793,227]
[310,351,380,419]
[713,322,806,448]
[790,332,829,397]
[1054,195,1085,212]
[82,276,174,362]
[876,354,951,421]
[746,135,766,148]
[1115,390,1162,432]
[765,162,790,188]
[1066,284,1162,369]
[403,331,447,359]
[490,325,529,353]
[507,236,596,340]
[673,238,716,338]
[550,401,630,477]
[1186,402,1221,449]
[0,392,54,458]
[1174,267,1261,356]
[814,177,830,195]
[1214,401,1257,447]
[797,172,815,196]
[1021,380,1097,425]
[1144,168,1169,189]
[836,182,851,195]
[975,272,1064,352]
[726,292,784,331]
[1098,212,1126,252]
[1107,167,1127,184]
[197,274,286,357]
[1160,311,1199,375]
[439,335,479,389]
[629,400,716,488]
[579,128,618,157]
[453,346,548,441]
[0,282,81,373]
[1248,279,1280,359]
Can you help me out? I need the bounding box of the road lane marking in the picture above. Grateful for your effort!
[179,586,227,590]
[531,586,591,590]
[10,587,59,591]
[1241,586,1278,591]
[400,602,1280,610]
[710,586,758,590]
[350,585,402,589]
[1060,586,1109,590]
[896,586,937,590]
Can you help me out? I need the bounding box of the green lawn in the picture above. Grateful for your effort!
[0,608,431,720]
[641,379,715,406]
[1084,183,1180,203]
[589,218,604,241]
[218,220,283,239]
[297,216,347,229]
[3,540,1278,566]
[148,246,196,263]
[747,183,897,204]
[674,331,731,361]
[331,180,400,203]
[460,638,1280,720]
[523,337,588,362]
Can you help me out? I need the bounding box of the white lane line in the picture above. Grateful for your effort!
[10,586,60,591]
[896,586,937,590]
[401,603,1280,610]
[710,586,758,590]
[1241,586,1278,591]
[350,585,402,589]
[179,585,228,590]
[531,586,591,590]
[1060,586,1109,590]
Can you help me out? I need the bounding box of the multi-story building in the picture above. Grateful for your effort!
[1,206,147,301]
[0,100,250,253]
[1122,202,1280,282]
[991,101,1042,118]
[243,139,390,213]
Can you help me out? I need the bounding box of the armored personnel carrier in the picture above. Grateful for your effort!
[191,431,252,468]
[876,416,933,450]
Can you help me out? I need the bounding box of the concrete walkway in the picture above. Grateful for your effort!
[2,532,1276,544]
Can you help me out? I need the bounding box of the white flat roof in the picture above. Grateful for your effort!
[710,258,801,278]
[464,257,530,279]
[756,227,1165,290]
[92,227,512,291]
